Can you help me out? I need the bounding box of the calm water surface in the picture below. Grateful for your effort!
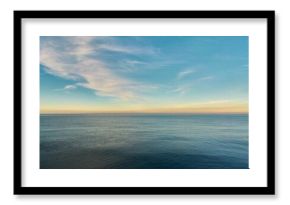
[40,114,248,169]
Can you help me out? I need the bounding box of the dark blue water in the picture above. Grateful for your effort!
[40,114,248,169]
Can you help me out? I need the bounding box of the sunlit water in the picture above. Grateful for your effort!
[40,114,248,169]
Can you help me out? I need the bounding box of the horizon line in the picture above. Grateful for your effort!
[40,111,248,115]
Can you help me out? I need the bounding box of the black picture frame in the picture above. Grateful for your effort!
[14,10,275,195]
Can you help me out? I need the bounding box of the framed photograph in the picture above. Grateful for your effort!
[14,10,275,195]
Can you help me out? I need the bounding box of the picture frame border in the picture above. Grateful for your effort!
[14,10,275,195]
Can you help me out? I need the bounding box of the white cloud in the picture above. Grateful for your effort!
[171,75,214,95]
[177,69,196,79]
[171,85,192,95]
[64,85,77,90]
[40,37,154,100]
[96,44,139,54]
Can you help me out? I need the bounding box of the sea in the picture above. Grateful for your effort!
[40,114,248,169]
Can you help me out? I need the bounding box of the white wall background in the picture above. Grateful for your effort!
[0,0,288,204]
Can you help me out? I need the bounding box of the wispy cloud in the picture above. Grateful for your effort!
[124,60,147,66]
[116,60,148,72]
[96,44,149,54]
[177,69,196,79]
[40,36,156,100]
[171,85,191,95]
[64,85,77,90]
[117,58,183,73]
[171,75,214,95]
[53,84,77,92]
[198,76,214,81]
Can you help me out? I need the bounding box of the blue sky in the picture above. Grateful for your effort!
[40,36,248,113]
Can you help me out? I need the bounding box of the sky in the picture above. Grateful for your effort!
[40,36,248,114]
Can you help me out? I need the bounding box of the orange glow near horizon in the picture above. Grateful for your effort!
[40,101,248,114]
